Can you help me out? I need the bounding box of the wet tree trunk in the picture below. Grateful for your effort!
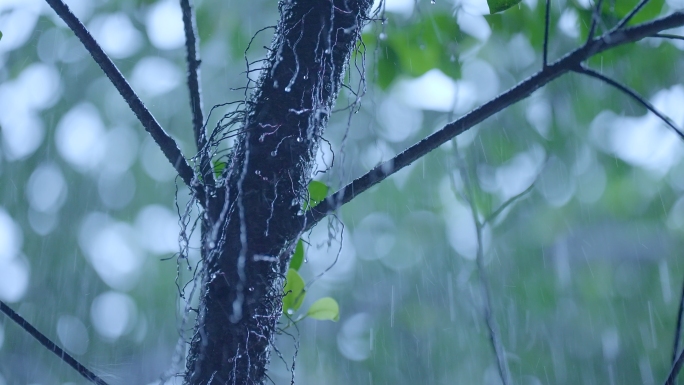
[184,0,372,384]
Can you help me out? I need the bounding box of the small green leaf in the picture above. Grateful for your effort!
[308,180,328,202]
[306,297,340,321]
[487,0,522,13]
[0,31,3,41]
[213,160,226,178]
[283,268,305,314]
[304,180,328,210]
[290,239,304,271]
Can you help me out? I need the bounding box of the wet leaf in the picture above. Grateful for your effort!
[488,0,523,14]
[304,180,328,210]
[306,297,340,321]
[283,268,305,314]
[290,239,304,271]
[213,160,226,178]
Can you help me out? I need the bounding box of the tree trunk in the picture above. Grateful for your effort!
[184,1,372,384]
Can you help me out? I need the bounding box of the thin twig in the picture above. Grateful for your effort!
[542,0,551,67]
[672,276,684,365]
[0,301,109,385]
[483,157,548,226]
[664,349,684,385]
[653,33,684,41]
[484,183,535,226]
[304,11,684,231]
[179,0,213,188]
[574,65,684,140]
[44,0,202,196]
[586,0,605,44]
[613,0,651,31]
[453,151,513,385]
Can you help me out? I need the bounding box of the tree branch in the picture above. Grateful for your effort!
[0,301,109,385]
[453,150,513,385]
[543,0,551,67]
[664,349,684,385]
[672,275,684,366]
[44,0,201,196]
[483,180,537,226]
[184,1,373,383]
[613,0,651,31]
[652,33,684,41]
[179,0,213,187]
[304,11,684,231]
[586,0,605,43]
[574,65,684,140]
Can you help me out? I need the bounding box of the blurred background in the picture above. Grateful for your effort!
[1,0,684,384]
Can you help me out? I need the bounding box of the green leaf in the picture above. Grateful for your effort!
[308,180,328,202]
[488,0,522,14]
[304,180,328,210]
[283,268,305,314]
[213,160,226,178]
[0,31,3,41]
[306,297,340,321]
[290,239,304,271]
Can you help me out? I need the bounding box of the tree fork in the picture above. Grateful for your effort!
[184,1,373,384]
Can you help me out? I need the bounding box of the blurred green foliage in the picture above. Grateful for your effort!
[0,0,683,385]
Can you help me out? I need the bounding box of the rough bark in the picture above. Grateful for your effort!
[184,1,372,384]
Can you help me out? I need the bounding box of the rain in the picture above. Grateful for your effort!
[1,0,684,384]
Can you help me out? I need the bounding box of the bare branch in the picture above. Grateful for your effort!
[484,182,535,226]
[179,0,213,187]
[574,65,684,140]
[665,349,684,385]
[586,0,605,43]
[653,33,684,41]
[452,151,513,385]
[0,301,109,385]
[672,276,684,365]
[543,0,551,67]
[304,11,684,231]
[613,0,651,31]
[44,0,201,196]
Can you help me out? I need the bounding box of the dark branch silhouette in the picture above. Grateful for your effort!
[44,0,201,196]
[305,11,684,231]
[653,33,684,41]
[586,0,605,43]
[613,0,651,30]
[665,349,684,385]
[0,301,109,385]
[454,152,513,385]
[542,0,551,67]
[672,276,684,365]
[483,176,538,226]
[180,0,213,188]
[183,1,374,383]
[574,65,684,140]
